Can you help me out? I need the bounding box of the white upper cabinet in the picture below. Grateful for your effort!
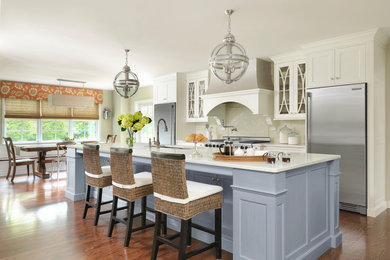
[272,53,306,120]
[335,44,366,85]
[186,70,209,122]
[153,74,178,104]
[306,44,366,88]
[307,50,334,88]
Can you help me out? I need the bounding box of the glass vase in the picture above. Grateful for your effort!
[127,128,135,149]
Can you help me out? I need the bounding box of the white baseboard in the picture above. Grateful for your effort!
[367,200,387,217]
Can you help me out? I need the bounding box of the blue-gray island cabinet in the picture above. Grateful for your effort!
[65,144,341,260]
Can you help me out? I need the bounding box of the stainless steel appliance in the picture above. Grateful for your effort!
[206,136,271,149]
[154,102,176,145]
[307,83,367,215]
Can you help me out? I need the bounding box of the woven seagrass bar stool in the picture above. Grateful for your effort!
[82,144,118,226]
[107,147,164,247]
[150,151,223,260]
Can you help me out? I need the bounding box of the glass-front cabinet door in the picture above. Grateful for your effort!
[197,79,207,120]
[295,62,306,115]
[187,81,196,119]
[186,71,208,122]
[274,60,306,120]
[277,65,291,116]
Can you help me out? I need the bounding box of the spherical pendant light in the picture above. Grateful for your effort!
[209,9,249,84]
[113,49,139,98]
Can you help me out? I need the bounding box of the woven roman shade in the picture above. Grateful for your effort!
[72,104,99,120]
[4,98,40,119]
[41,100,72,119]
[4,99,99,120]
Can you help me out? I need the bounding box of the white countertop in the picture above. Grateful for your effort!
[72,143,340,173]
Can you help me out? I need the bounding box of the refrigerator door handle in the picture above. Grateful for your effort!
[306,92,312,153]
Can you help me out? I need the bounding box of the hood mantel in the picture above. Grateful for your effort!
[203,58,274,115]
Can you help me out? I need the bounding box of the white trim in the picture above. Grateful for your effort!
[302,28,379,51]
[134,99,153,108]
[85,171,111,179]
[367,200,387,217]
[112,181,138,189]
[202,88,274,116]
[134,99,154,143]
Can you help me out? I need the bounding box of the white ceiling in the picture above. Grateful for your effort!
[1,0,390,89]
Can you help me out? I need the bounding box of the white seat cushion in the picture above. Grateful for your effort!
[112,171,153,189]
[154,180,223,204]
[85,165,111,178]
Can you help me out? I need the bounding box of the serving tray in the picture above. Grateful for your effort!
[212,152,267,162]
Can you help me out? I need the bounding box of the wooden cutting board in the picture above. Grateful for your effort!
[212,152,268,162]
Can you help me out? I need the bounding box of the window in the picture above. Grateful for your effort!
[134,100,154,143]
[5,120,38,142]
[72,121,97,140]
[4,119,98,143]
[41,120,69,141]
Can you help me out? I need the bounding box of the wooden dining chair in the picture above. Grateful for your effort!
[106,135,117,144]
[3,137,36,183]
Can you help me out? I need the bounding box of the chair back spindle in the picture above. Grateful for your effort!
[3,137,16,162]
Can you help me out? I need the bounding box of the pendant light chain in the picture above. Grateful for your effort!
[209,9,249,84]
[227,12,231,34]
[113,49,140,98]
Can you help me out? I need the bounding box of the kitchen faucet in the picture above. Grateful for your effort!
[156,118,168,148]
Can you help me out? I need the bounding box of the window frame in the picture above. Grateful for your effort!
[2,99,101,144]
[134,99,154,144]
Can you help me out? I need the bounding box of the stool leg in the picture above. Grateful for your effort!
[27,165,30,176]
[162,214,167,235]
[141,196,147,227]
[124,201,135,247]
[94,188,103,226]
[178,219,189,260]
[82,185,91,219]
[151,212,162,260]
[186,219,192,246]
[108,195,118,237]
[215,208,222,259]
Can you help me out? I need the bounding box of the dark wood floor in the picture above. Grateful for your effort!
[1,175,390,259]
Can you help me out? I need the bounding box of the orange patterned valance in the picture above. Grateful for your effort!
[0,81,103,104]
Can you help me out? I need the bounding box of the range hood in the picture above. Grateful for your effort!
[203,58,274,115]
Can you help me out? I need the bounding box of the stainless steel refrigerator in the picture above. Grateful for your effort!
[154,102,176,145]
[307,83,367,215]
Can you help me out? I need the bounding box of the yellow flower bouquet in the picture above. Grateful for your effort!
[117,111,152,148]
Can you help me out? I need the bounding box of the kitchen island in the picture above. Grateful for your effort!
[66,144,341,260]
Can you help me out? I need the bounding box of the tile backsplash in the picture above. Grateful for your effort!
[194,102,305,145]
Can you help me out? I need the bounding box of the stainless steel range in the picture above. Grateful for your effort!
[205,136,271,149]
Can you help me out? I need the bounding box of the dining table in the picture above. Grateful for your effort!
[17,144,59,179]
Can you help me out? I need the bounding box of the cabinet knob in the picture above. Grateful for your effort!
[330,77,334,80]
[336,77,340,80]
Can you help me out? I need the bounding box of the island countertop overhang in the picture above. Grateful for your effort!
[70,144,340,173]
